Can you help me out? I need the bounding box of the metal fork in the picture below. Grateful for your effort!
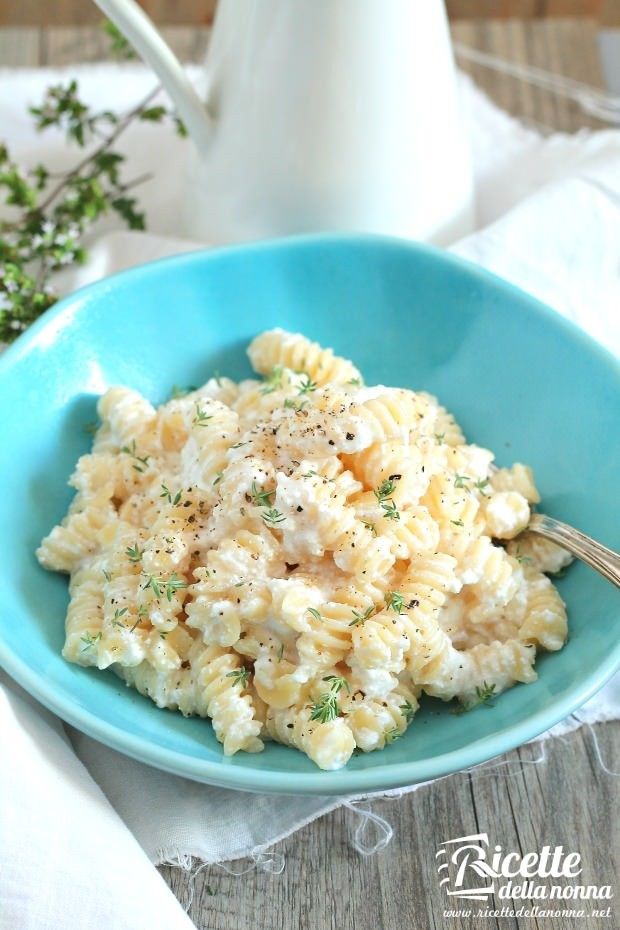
[522,514,620,588]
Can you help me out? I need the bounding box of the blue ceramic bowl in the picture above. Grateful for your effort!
[1,235,618,795]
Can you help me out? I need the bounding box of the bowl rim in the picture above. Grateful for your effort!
[1,232,618,795]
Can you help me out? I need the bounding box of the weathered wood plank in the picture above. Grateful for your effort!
[0,1,615,27]
[39,23,207,64]
[451,18,607,131]
[0,26,39,66]
[159,723,619,930]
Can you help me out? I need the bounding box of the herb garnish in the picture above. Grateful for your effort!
[260,365,284,395]
[297,375,317,396]
[226,667,250,688]
[374,479,400,521]
[262,508,286,528]
[322,675,350,695]
[111,608,128,628]
[284,397,308,412]
[169,384,197,399]
[380,499,400,521]
[80,631,102,652]
[384,591,406,614]
[349,605,375,627]
[126,543,143,562]
[142,572,188,601]
[374,479,396,503]
[250,481,275,508]
[193,405,213,427]
[160,483,182,505]
[452,681,497,714]
[308,676,350,724]
[385,727,402,744]
[121,440,150,472]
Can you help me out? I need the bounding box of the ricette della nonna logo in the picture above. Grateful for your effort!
[436,832,614,910]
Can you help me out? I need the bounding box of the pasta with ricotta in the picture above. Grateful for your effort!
[37,328,570,770]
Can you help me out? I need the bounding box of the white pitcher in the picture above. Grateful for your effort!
[94,0,475,245]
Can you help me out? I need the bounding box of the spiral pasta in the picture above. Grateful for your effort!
[39,329,569,770]
[248,328,361,386]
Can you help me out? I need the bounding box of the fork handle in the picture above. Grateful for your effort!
[528,514,620,589]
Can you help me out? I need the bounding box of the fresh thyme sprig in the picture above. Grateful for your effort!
[126,543,143,562]
[400,701,416,723]
[454,474,470,489]
[384,591,406,614]
[142,572,188,602]
[385,727,402,744]
[306,607,322,622]
[452,681,497,714]
[262,507,286,528]
[0,26,187,343]
[308,675,351,723]
[374,478,400,521]
[308,691,339,723]
[111,607,128,628]
[284,398,308,412]
[297,375,317,396]
[380,499,400,521]
[160,484,182,505]
[250,481,275,508]
[349,605,375,627]
[193,405,213,427]
[260,365,284,395]
[322,675,350,694]
[120,441,150,473]
[226,667,250,688]
[80,631,102,652]
[169,383,197,400]
[374,479,396,503]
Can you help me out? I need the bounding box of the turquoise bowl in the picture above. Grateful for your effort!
[1,235,618,795]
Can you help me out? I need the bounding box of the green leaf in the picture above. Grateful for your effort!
[102,20,138,60]
[139,106,168,123]
[111,196,146,230]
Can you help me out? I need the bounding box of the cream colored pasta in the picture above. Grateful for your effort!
[38,328,569,770]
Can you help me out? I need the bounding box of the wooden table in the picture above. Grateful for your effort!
[1,19,617,930]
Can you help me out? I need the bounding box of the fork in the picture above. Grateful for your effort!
[521,513,620,588]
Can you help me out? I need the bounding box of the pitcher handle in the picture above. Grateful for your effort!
[92,0,213,151]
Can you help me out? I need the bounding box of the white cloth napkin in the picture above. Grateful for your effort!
[1,63,619,930]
